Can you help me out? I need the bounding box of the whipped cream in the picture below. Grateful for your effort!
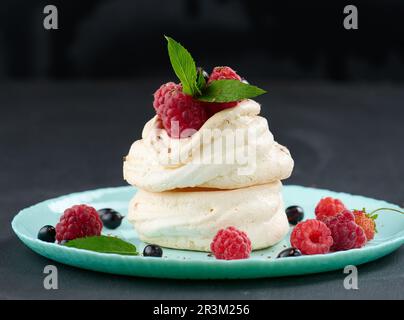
[124,99,294,192]
[128,182,289,251]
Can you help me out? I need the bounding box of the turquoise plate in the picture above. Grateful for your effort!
[12,185,404,279]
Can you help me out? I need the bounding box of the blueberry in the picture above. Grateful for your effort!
[143,244,163,257]
[37,225,56,243]
[98,208,124,229]
[276,247,302,258]
[285,205,304,225]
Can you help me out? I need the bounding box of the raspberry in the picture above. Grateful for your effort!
[208,66,242,83]
[290,219,333,255]
[203,101,238,116]
[315,197,346,221]
[203,66,242,114]
[55,205,103,242]
[210,226,252,260]
[152,82,207,138]
[153,82,180,114]
[353,209,377,241]
[323,210,367,251]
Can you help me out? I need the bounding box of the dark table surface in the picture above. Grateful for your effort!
[1,80,403,300]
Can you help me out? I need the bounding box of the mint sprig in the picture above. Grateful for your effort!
[165,36,199,96]
[165,36,266,102]
[64,235,138,256]
[196,79,266,103]
[196,67,207,93]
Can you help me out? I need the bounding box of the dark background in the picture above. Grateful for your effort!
[1,0,404,81]
[0,0,403,300]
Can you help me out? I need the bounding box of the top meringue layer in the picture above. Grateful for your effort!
[123,99,294,192]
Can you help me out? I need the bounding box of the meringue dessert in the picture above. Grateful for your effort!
[123,37,294,252]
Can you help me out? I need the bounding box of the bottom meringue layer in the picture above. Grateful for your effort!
[128,181,289,252]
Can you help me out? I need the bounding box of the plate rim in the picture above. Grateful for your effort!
[11,184,404,266]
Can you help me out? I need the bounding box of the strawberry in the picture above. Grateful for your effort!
[353,209,378,241]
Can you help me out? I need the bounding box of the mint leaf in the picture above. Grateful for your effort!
[196,79,266,102]
[165,36,198,96]
[163,36,266,101]
[196,68,207,94]
[64,235,138,256]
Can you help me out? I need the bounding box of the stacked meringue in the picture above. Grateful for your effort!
[123,99,294,251]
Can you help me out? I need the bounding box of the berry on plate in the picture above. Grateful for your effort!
[323,210,367,251]
[315,197,346,221]
[153,82,207,138]
[210,226,252,260]
[98,208,124,230]
[290,219,333,255]
[353,209,377,241]
[285,205,304,225]
[352,207,404,241]
[55,204,103,243]
[276,247,302,258]
[37,225,56,243]
[143,244,163,257]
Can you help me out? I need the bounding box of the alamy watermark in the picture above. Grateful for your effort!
[43,5,358,31]
[343,5,358,30]
[43,265,58,290]
[43,5,58,30]
[343,265,359,290]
